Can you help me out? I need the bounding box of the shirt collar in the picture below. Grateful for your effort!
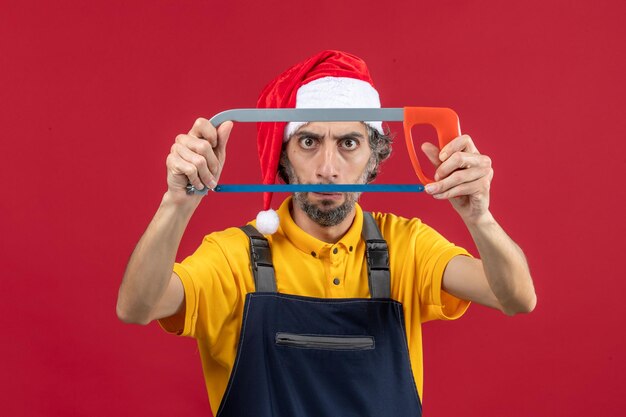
[276,196,364,255]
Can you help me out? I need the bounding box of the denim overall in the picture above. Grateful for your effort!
[216,213,422,417]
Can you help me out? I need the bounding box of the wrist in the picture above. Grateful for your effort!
[462,210,496,229]
[161,189,203,215]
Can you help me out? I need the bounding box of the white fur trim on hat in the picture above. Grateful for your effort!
[256,209,280,235]
[284,76,383,141]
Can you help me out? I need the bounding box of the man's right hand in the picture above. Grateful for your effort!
[116,118,233,326]
[166,118,234,202]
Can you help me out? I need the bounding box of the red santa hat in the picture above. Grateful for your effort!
[255,50,382,234]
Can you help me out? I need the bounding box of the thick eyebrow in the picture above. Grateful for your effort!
[295,130,365,140]
[295,130,323,140]
[334,131,365,141]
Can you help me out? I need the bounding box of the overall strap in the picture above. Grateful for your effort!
[362,213,391,299]
[240,225,277,293]
[241,215,390,298]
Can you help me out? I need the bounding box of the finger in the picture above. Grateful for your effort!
[178,135,222,178]
[435,152,491,181]
[421,142,443,168]
[168,153,203,190]
[215,121,233,165]
[432,181,476,200]
[432,176,491,200]
[175,133,221,175]
[428,166,492,195]
[172,143,217,189]
[439,134,479,161]
[188,117,218,147]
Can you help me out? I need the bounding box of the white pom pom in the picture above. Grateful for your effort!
[256,209,279,234]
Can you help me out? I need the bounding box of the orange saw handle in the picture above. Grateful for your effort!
[403,107,461,184]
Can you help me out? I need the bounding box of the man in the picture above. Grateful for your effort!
[117,50,536,417]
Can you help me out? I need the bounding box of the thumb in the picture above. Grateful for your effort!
[215,121,233,160]
[421,142,443,168]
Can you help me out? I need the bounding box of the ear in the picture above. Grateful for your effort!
[364,156,379,184]
[277,146,291,184]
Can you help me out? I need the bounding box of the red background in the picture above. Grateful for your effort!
[2,1,625,416]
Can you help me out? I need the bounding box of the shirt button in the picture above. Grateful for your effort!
[349,246,353,252]
[333,248,338,254]
[333,278,340,285]
[311,251,316,257]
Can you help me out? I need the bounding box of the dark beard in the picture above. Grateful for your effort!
[294,192,358,227]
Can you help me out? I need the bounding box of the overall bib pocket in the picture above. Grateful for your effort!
[275,332,375,351]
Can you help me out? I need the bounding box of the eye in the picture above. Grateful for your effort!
[340,138,358,150]
[299,137,317,149]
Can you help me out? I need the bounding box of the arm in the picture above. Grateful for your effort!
[421,135,536,316]
[116,118,233,325]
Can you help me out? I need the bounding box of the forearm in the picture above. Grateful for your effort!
[464,211,537,315]
[116,191,200,324]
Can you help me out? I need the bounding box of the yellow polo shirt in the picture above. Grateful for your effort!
[160,197,470,414]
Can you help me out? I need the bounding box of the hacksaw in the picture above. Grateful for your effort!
[186,107,460,195]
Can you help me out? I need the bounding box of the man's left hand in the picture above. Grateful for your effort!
[421,135,494,224]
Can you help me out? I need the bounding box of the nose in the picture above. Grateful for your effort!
[315,144,339,182]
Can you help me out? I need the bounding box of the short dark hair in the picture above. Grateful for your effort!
[277,123,394,184]
[364,124,393,182]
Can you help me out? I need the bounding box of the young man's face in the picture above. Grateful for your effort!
[283,121,373,226]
